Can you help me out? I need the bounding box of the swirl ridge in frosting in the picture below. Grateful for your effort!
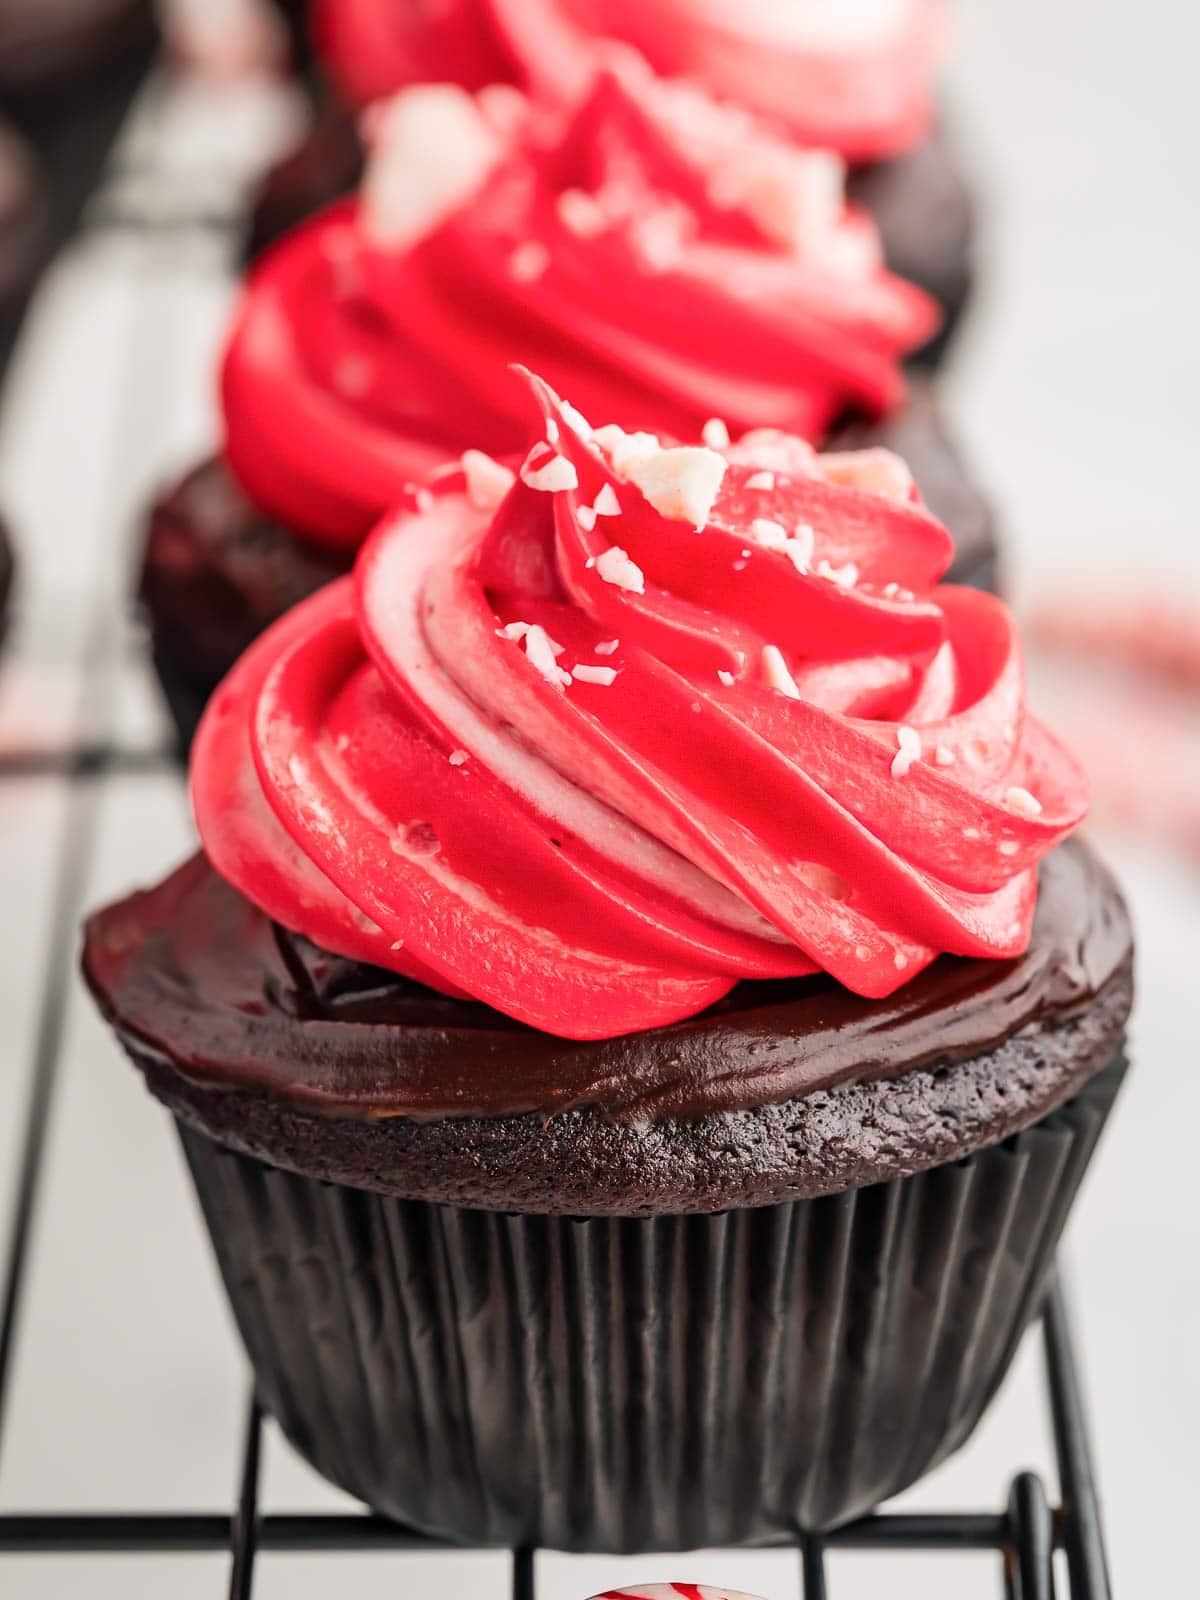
[192,370,1088,1041]
[312,0,948,162]
[221,59,938,552]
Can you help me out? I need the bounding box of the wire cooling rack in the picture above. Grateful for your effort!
[0,60,1116,1600]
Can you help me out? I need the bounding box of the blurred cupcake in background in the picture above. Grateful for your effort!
[253,0,975,359]
[0,0,156,251]
[143,62,996,750]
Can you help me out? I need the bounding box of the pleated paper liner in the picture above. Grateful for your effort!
[179,1052,1125,1553]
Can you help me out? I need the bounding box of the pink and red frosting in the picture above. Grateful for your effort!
[193,371,1088,1041]
[222,61,937,553]
[312,0,947,162]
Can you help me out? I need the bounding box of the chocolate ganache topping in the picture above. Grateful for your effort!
[85,837,1130,1124]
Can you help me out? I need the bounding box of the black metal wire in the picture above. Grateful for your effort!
[228,1398,264,1600]
[1044,1281,1113,1600]
[800,1535,828,1600]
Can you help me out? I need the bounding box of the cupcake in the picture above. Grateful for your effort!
[0,116,46,369]
[0,0,157,258]
[253,0,973,356]
[88,373,1133,1551]
[0,0,155,103]
[144,67,994,750]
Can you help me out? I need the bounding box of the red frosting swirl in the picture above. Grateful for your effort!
[192,370,1089,1041]
[312,0,947,162]
[223,61,937,552]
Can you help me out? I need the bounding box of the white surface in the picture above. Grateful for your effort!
[0,5,1198,1594]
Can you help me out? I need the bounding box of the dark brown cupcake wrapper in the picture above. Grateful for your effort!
[178,1052,1125,1552]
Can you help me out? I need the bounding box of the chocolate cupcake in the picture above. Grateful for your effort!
[89,375,1133,1551]
[0,0,156,259]
[145,68,987,750]
[251,0,974,351]
[0,116,46,367]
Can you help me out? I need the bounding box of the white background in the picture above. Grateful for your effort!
[0,1,1197,1593]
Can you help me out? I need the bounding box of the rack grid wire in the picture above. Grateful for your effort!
[0,61,1115,1600]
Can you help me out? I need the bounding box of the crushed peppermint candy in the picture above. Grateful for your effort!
[504,621,571,688]
[593,483,621,516]
[577,505,598,531]
[750,518,788,549]
[624,445,727,527]
[461,449,515,511]
[817,557,859,590]
[592,424,661,477]
[520,447,578,493]
[508,240,550,282]
[414,487,434,513]
[891,725,922,778]
[785,523,815,573]
[572,664,618,686]
[702,417,731,449]
[594,546,645,594]
[363,85,502,248]
[594,639,620,655]
[745,470,776,490]
[717,669,735,687]
[762,644,801,700]
[557,187,608,237]
[448,750,469,767]
[1005,786,1044,817]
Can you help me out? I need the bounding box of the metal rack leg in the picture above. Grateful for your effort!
[1005,1472,1057,1600]
[1043,1278,1112,1600]
[801,1535,828,1600]
[228,1397,264,1600]
[511,1546,535,1600]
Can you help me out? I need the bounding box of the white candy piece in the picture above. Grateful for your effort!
[891,725,922,779]
[520,449,579,493]
[363,85,502,248]
[557,187,608,237]
[1005,786,1044,817]
[624,446,727,528]
[593,425,662,477]
[594,546,645,595]
[461,449,515,511]
[593,483,621,516]
[762,644,801,700]
[509,241,549,282]
[572,664,618,686]
[750,518,789,549]
[508,622,571,689]
[821,447,914,503]
[702,417,731,449]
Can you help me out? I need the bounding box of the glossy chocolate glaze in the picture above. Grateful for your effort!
[85,838,1130,1125]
